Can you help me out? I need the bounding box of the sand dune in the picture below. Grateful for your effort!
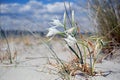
[0,37,120,80]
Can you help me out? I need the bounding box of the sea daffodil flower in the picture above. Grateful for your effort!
[46,27,60,37]
[64,35,77,46]
[50,19,64,27]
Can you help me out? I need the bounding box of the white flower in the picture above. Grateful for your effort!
[64,35,77,46]
[65,27,75,33]
[46,27,60,37]
[50,19,64,27]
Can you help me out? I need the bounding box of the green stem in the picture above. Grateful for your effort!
[76,43,84,64]
[86,46,93,75]
[83,46,86,64]
[67,44,80,60]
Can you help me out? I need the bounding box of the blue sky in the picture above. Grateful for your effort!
[0,0,92,31]
[0,0,77,4]
[0,0,29,3]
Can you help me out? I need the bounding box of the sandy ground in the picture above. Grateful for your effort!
[0,36,120,80]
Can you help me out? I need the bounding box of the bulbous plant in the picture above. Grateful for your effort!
[46,10,104,79]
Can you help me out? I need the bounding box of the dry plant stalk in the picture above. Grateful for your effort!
[49,57,95,77]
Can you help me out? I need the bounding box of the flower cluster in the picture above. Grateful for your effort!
[46,11,77,46]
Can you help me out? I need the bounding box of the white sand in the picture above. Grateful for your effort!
[0,37,120,80]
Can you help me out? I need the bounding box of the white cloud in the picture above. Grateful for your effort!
[19,5,31,12]
[0,3,21,13]
[46,2,65,13]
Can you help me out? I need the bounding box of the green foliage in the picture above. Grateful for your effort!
[46,9,105,77]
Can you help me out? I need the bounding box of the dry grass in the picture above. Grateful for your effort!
[89,0,120,43]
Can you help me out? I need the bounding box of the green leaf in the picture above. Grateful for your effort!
[63,12,67,30]
[67,44,80,61]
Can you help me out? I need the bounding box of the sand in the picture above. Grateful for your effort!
[0,37,120,80]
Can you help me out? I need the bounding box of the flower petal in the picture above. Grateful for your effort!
[50,19,64,27]
[64,35,77,46]
[46,27,60,37]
